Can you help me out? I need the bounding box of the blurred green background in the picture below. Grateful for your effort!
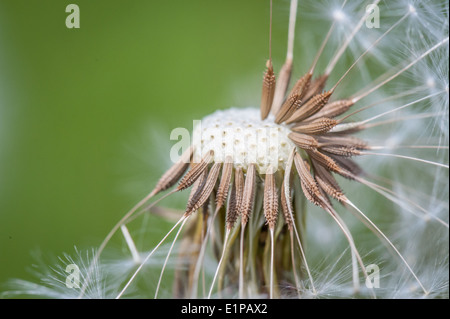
[0,0,306,290]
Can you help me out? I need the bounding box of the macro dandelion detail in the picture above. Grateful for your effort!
[4,0,448,300]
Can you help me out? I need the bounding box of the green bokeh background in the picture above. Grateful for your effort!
[0,0,305,289]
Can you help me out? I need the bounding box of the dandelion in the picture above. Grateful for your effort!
[8,0,448,299]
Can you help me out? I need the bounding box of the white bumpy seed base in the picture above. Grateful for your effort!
[192,107,295,174]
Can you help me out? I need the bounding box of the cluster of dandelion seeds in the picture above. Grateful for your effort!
[6,0,448,299]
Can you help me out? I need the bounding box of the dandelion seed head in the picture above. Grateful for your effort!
[192,107,295,173]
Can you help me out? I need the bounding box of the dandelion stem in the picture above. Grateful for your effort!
[286,0,297,62]
[190,207,221,298]
[360,151,449,169]
[331,10,411,92]
[289,229,302,298]
[324,206,376,298]
[269,228,275,299]
[325,0,381,76]
[368,173,449,211]
[337,86,436,122]
[353,175,449,228]
[154,218,188,298]
[217,221,241,294]
[309,0,348,74]
[79,189,176,299]
[120,225,141,264]
[272,0,297,114]
[363,111,447,129]
[352,37,449,103]
[285,148,317,294]
[116,215,187,299]
[331,91,446,133]
[368,145,449,151]
[345,198,429,295]
[309,16,337,74]
[269,0,273,60]
[359,90,446,125]
[239,224,246,299]
[207,229,231,299]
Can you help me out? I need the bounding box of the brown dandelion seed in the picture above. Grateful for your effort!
[286,90,333,124]
[215,159,233,211]
[293,152,323,207]
[307,98,354,121]
[272,58,293,114]
[291,72,312,98]
[177,150,213,192]
[150,146,193,197]
[300,178,323,208]
[318,135,369,150]
[226,167,244,230]
[288,132,319,150]
[261,59,276,120]
[275,93,303,124]
[185,162,222,216]
[240,164,257,226]
[264,167,278,230]
[275,72,312,123]
[326,154,364,179]
[301,74,329,103]
[280,183,294,230]
[319,145,362,157]
[225,178,238,230]
[306,148,342,174]
[291,117,338,135]
[312,161,345,202]
[185,168,209,217]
